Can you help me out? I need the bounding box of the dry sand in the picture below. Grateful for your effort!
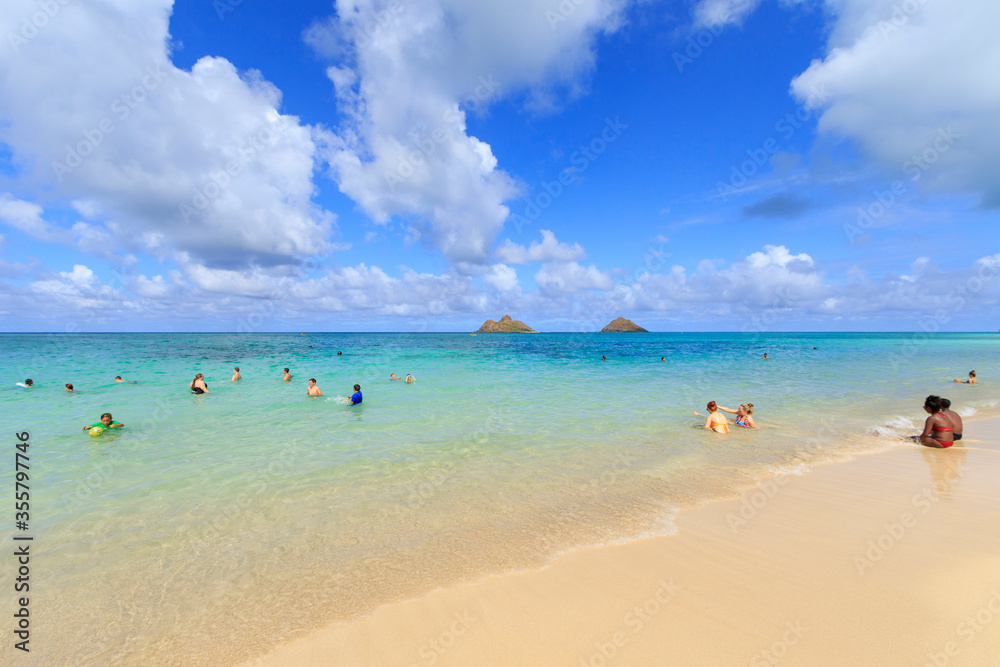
[250,418,1000,667]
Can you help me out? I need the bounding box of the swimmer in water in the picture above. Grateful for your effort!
[231,367,241,381]
[940,397,963,441]
[733,403,757,428]
[954,370,976,384]
[283,368,293,382]
[762,353,769,359]
[65,383,74,392]
[15,379,33,388]
[82,413,123,431]
[390,373,400,380]
[307,378,322,396]
[698,401,730,433]
[405,374,415,383]
[190,373,209,394]
[601,355,607,361]
[661,357,665,362]
[345,384,362,404]
[911,395,954,448]
[114,376,126,383]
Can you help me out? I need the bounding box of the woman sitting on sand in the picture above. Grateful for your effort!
[699,401,730,433]
[954,370,976,384]
[190,373,209,394]
[912,395,954,448]
[940,397,963,441]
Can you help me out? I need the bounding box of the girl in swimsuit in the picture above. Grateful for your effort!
[702,401,730,433]
[939,397,963,441]
[913,395,953,448]
[953,370,976,384]
[734,403,756,428]
[190,373,209,394]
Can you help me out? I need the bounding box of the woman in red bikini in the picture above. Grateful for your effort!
[912,395,954,448]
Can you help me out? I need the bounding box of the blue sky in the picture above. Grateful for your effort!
[0,0,997,331]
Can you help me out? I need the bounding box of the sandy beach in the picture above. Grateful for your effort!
[251,417,1000,667]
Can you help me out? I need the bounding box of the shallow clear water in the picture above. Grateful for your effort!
[1,332,997,665]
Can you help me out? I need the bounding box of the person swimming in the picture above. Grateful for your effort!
[307,378,322,396]
[114,376,126,383]
[912,395,954,448]
[660,357,665,362]
[940,397,963,441]
[762,353,769,359]
[82,413,124,431]
[283,368,293,382]
[699,401,730,433]
[405,374,415,383]
[954,370,976,384]
[65,383,74,392]
[190,374,209,394]
[231,367,241,381]
[390,373,400,380]
[345,384,362,404]
[601,355,607,361]
[15,379,33,388]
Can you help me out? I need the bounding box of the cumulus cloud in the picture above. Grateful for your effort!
[790,0,1000,205]
[308,0,629,263]
[0,0,336,270]
[495,229,586,264]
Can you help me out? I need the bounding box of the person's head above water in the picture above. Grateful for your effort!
[739,403,754,415]
[99,413,113,424]
[969,371,976,378]
[707,401,718,412]
[924,395,944,413]
[354,384,361,392]
[65,383,73,391]
[337,351,343,356]
[283,368,290,373]
[308,378,317,385]
[234,367,240,371]
[24,379,33,386]
[115,376,122,381]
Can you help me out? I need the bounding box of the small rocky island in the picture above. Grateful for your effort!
[475,314,537,333]
[600,317,648,333]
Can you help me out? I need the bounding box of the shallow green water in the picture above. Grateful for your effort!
[1,332,997,664]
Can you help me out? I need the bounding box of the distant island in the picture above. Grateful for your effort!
[601,317,648,333]
[475,315,537,333]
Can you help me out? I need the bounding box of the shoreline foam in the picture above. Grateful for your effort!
[249,417,1000,666]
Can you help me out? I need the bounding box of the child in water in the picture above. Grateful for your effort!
[82,413,124,431]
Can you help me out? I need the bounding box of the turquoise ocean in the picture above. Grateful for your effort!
[1,332,997,665]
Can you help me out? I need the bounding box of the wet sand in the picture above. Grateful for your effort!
[249,417,1000,666]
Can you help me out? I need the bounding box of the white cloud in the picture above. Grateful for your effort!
[495,229,586,264]
[0,194,69,243]
[692,0,763,29]
[308,0,629,263]
[534,261,613,295]
[790,0,1000,205]
[0,0,336,270]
